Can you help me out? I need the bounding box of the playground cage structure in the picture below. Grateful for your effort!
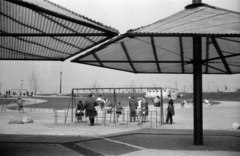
[61,87,165,127]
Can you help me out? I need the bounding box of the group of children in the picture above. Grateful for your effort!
[75,95,157,123]
[75,96,124,123]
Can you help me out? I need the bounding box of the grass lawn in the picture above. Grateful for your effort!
[0,92,233,110]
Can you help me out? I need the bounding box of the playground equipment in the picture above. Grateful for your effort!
[64,87,165,127]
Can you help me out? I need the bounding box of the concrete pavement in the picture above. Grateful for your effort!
[0,101,239,155]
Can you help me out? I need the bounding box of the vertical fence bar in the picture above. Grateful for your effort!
[104,109,106,126]
[54,109,58,124]
[96,112,98,124]
[156,111,157,127]
[150,111,152,128]
[156,108,158,127]
[122,108,125,121]
[127,110,128,127]
[102,110,104,124]
[71,90,74,122]
[161,88,164,125]
[113,89,117,127]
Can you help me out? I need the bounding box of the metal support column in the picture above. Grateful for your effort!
[71,90,74,122]
[193,36,203,145]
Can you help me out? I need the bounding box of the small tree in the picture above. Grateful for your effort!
[29,70,40,95]
[91,79,101,94]
[92,79,101,88]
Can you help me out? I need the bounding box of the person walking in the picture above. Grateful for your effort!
[165,95,175,124]
[84,94,98,126]
[129,96,138,122]
[141,96,148,122]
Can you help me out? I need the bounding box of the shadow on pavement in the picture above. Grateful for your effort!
[1,129,239,155]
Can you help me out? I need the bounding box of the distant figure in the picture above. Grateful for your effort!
[84,94,98,126]
[116,102,123,118]
[209,98,213,106]
[165,95,174,124]
[141,96,148,122]
[153,96,161,107]
[204,99,210,107]
[181,99,187,108]
[129,96,138,122]
[75,100,85,123]
[16,98,24,113]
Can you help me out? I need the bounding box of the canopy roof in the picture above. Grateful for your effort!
[0,0,119,60]
[72,3,240,74]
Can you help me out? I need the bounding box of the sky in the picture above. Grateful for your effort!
[0,0,240,94]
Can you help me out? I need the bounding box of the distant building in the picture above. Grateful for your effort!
[11,89,28,96]
[145,88,179,99]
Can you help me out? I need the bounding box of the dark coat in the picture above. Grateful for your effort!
[168,98,174,105]
[84,97,98,117]
[141,100,149,116]
[168,104,174,114]
[76,102,84,111]
[141,100,148,111]
[129,99,138,111]
[167,98,175,115]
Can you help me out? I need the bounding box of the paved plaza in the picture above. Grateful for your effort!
[0,99,239,155]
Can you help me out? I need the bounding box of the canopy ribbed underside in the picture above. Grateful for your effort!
[72,4,240,74]
[0,0,118,60]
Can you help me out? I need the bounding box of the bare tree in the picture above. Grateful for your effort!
[91,79,101,94]
[92,79,101,88]
[124,80,135,93]
[29,70,40,95]
[129,80,135,93]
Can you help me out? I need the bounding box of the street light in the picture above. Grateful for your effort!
[20,80,23,97]
[60,71,62,95]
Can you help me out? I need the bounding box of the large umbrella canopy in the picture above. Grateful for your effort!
[72,3,240,74]
[0,0,119,60]
[72,3,240,146]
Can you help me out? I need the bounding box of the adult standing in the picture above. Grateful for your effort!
[129,96,138,122]
[84,94,98,126]
[165,95,175,124]
[16,98,24,113]
[141,96,148,122]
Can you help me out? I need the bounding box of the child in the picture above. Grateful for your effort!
[116,102,123,118]
[75,100,85,123]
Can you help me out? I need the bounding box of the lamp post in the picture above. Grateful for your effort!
[20,80,23,97]
[60,71,62,95]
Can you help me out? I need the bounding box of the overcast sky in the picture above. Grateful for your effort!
[0,0,240,94]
